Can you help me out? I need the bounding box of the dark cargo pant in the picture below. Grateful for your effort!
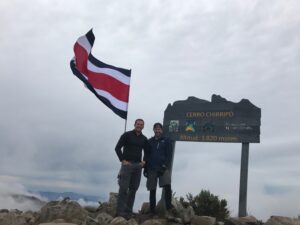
[117,162,142,216]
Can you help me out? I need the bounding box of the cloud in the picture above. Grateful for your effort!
[0,0,300,221]
[0,176,45,211]
[264,185,292,196]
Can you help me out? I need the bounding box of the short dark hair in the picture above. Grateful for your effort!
[135,119,144,124]
[153,122,163,129]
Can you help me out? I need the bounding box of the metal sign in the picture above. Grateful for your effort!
[163,95,261,143]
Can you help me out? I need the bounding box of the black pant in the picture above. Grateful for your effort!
[150,184,172,212]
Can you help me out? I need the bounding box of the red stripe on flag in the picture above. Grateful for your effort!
[74,42,89,74]
[87,71,130,102]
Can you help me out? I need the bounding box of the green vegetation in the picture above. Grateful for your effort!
[180,190,230,221]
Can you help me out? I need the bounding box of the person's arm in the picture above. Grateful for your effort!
[141,138,150,167]
[143,139,150,162]
[115,133,127,162]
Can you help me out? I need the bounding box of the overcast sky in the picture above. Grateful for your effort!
[0,0,300,221]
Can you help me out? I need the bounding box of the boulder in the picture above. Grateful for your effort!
[38,223,78,225]
[140,203,151,214]
[225,216,259,225]
[141,218,167,225]
[96,212,114,225]
[109,216,129,225]
[172,197,184,214]
[97,192,118,217]
[39,199,88,224]
[128,218,139,225]
[108,192,118,205]
[265,216,300,225]
[86,215,99,225]
[10,209,23,214]
[22,211,39,225]
[156,196,183,217]
[51,218,66,223]
[0,211,28,225]
[181,206,195,224]
[85,206,99,213]
[0,209,9,213]
[191,215,216,225]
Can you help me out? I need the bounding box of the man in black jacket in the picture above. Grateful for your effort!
[145,122,174,215]
[115,119,148,219]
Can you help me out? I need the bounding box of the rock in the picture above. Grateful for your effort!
[97,192,118,217]
[225,216,259,225]
[109,216,128,225]
[39,199,88,224]
[52,218,66,223]
[86,216,99,225]
[172,197,184,214]
[140,203,151,214]
[141,218,167,225]
[23,211,38,225]
[85,206,98,213]
[181,206,195,224]
[265,216,300,225]
[0,211,28,225]
[96,212,114,225]
[0,209,9,213]
[168,217,183,224]
[38,223,78,225]
[156,196,183,217]
[108,192,118,205]
[10,209,23,214]
[136,214,159,224]
[191,215,216,225]
[128,218,139,225]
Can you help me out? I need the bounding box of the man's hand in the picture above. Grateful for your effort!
[140,160,146,168]
[143,165,148,178]
[157,164,167,176]
[122,160,130,165]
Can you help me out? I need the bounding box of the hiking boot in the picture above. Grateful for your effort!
[117,213,132,220]
[165,207,178,220]
[148,210,159,218]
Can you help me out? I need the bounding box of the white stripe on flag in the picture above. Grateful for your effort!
[95,88,128,111]
[87,61,130,85]
[77,35,92,54]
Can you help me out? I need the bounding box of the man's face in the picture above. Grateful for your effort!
[134,120,144,133]
[153,126,163,138]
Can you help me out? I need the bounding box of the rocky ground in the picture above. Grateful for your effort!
[0,192,299,225]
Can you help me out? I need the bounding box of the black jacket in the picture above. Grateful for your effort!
[146,136,172,170]
[115,130,148,162]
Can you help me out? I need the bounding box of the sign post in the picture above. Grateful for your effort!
[162,95,261,217]
[239,142,250,217]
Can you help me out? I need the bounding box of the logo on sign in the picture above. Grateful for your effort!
[185,120,196,132]
[169,120,179,132]
[203,122,215,132]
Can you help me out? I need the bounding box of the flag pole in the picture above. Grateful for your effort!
[124,119,128,133]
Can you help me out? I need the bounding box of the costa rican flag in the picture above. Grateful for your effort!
[70,29,131,119]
